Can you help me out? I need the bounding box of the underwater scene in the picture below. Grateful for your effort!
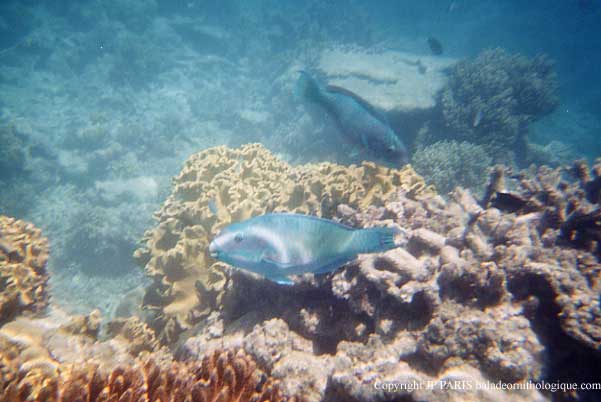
[1,0,600,401]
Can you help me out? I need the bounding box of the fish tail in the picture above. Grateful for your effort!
[296,70,323,103]
[351,226,400,254]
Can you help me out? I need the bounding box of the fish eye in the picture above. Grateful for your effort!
[234,233,244,243]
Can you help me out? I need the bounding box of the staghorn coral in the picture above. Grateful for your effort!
[134,143,433,344]
[412,140,492,195]
[1,347,303,402]
[438,48,559,165]
[0,216,49,325]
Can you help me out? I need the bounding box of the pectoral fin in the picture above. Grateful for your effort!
[273,276,295,285]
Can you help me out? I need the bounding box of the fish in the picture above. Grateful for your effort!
[472,109,483,127]
[427,37,443,55]
[208,213,399,285]
[297,71,409,165]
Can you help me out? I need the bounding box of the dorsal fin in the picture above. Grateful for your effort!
[325,85,390,125]
[263,212,356,231]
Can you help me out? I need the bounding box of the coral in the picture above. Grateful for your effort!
[439,48,559,165]
[105,316,162,357]
[0,216,49,325]
[175,158,601,402]
[1,348,303,402]
[412,140,492,195]
[134,143,433,344]
[525,140,578,168]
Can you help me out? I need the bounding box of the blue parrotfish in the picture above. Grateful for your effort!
[208,213,399,285]
[297,71,409,165]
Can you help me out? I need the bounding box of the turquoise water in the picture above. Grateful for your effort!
[0,0,599,330]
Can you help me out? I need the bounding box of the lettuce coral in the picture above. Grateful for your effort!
[0,216,49,325]
[134,143,433,344]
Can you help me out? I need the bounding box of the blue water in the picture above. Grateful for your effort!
[0,0,600,314]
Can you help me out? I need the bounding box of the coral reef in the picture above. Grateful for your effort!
[0,216,49,325]
[1,345,302,402]
[134,143,433,344]
[412,140,492,195]
[0,218,304,402]
[438,48,559,165]
[173,159,600,402]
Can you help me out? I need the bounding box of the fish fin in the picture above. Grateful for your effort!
[325,85,390,125]
[267,212,356,231]
[274,276,295,285]
[311,258,351,275]
[353,226,400,254]
[296,71,322,103]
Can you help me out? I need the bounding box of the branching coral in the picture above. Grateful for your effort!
[439,48,559,165]
[412,140,492,194]
[0,216,49,325]
[134,143,433,344]
[1,348,302,402]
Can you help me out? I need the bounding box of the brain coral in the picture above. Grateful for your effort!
[1,347,303,402]
[439,48,559,165]
[0,216,49,325]
[134,143,433,344]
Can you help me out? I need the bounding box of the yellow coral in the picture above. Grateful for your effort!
[135,144,433,343]
[0,216,49,325]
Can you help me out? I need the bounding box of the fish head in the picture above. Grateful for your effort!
[376,134,409,166]
[209,223,269,270]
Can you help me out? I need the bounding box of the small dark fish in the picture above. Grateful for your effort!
[209,213,399,285]
[491,192,528,213]
[427,37,443,55]
[297,71,409,165]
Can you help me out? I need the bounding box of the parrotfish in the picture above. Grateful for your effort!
[297,71,409,165]
[208,213,399,285]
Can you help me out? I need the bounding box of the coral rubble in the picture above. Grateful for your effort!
[0,216,49,325]
[134,143,433,344]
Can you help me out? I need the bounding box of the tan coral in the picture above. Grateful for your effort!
[1,348,304,402]
[0,216,50,325]
[135,143,433,343]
